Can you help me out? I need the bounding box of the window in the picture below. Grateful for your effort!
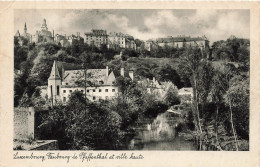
[99,81,104,85]
[63,97,66,102]
[50,85,53,96]
[93,96,96,100]
[69,90,72,93]
[93,89,96,92]
[57,86,60,95]
[105,89,108,92]
[112,89,115,92]
[99,89,102,92]
[63,90,66,93]
[66,83,68,85]
[81,90,84,93]
[87,89,89,93]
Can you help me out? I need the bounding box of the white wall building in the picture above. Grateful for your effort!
[41,61,133,104]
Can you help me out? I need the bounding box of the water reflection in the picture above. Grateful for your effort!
[128,112,197,150]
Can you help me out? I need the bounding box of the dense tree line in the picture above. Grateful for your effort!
[179,46,249,150]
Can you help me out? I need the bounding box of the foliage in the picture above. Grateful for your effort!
[211,37,249,63]
[224,75,249,140]
[39,91,122,150]
[164,88,180,106]
[158,64,183,88]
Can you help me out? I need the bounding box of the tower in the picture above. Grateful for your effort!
[24,22,27,34]
[41,18,48,31]
[48,60,61,105]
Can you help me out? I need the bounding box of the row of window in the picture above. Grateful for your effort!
[63,88,116,93]
[63,95,111,102]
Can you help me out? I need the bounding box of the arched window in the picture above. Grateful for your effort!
[57,85,60,95]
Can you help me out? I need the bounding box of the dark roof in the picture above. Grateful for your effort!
[154,36,207,43]
[85,29,107,36]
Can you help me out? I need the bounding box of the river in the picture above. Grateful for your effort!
[127,112,197,150]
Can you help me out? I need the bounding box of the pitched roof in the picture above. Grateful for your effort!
[62,68,116,86]
[48,61,61,80]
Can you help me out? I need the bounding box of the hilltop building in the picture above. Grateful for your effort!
[54,32,84,47]
[67,32,84,45]
[14,23,32,45]
[40,61,134,105]
[32,19,54,43]
[108,32,136,50]
[145,35,209,51]
[85,29,108,48]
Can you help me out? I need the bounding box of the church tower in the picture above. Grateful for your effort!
[24,22,27,34]
[48,60,61,105]
[41,18,48,31]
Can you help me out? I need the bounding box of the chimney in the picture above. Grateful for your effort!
[77,32,80,37]
[106,66,109,77]
[120,67,124,77]
[153,77,155,83]
[129,70,134,80]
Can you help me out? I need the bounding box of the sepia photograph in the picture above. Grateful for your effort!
[13,9,250,151]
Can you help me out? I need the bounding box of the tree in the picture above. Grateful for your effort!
[210,68,228,145]
[164,88,180,106]
[224,75,249,150]
[158,65,182,88]
[179,47,213,149]
[39,91,122,150]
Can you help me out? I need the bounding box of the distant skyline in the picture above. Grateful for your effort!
[14,9,250,44]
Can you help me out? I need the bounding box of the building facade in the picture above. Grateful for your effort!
[32,19,54,43]
[85,29,108,48]
[108,32,136,50]
[54,32,84,47]
[41,61,134,104]
[145,35,210,51]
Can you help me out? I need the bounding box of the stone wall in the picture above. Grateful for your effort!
[14,107,35,140]
[29,140,58,150]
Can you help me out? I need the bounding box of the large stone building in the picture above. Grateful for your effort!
[54,32,84,47]
[85,29,108,48]
[40,61,134,105]
[145,35,209,51]
[108,32,136,50]
[32,19,54,43]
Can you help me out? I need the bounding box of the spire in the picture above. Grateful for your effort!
[24,22,27,33]
[48,61,61,80]
[41,18,48,30]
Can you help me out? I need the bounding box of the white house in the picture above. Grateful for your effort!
[41,61,134,105]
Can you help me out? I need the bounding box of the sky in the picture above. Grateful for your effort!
[14,9,250,44]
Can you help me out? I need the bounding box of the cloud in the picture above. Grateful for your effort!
[14,9,249,44]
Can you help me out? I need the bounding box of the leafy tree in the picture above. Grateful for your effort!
[164,88,180,106]
[224,75,249,150]
[39,91,122,150]
[158,65,182,88]
[179,47,214,149]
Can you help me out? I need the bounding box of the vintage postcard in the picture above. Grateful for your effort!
[0,1,259,167]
